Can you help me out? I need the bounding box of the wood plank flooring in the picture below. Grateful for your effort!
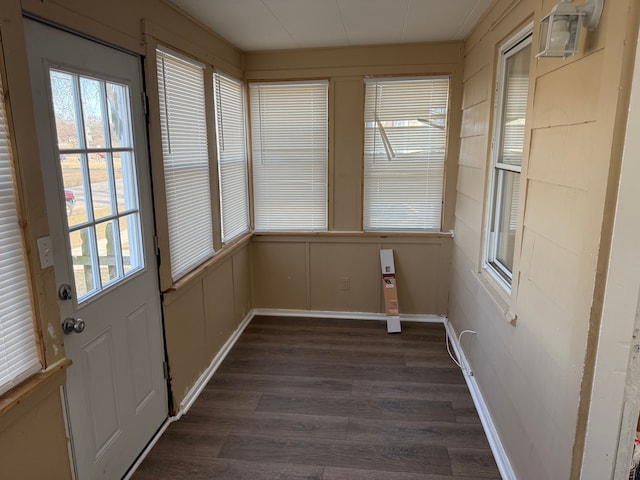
[133,316,501,479]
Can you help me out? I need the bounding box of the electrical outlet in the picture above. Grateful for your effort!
[339,277,350,291]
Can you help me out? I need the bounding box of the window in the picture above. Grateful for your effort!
[214,71,250,242]
[0,72,41,395]
[250,80,328,231]
[363,76,449,231]
[157,48,214,281]
[484,30,532,289]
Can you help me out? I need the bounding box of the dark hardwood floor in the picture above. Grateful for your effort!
[133,316,501,479]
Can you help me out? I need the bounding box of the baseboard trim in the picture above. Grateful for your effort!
[178,309,256,416]
[252,308,445,324]
[444,320,516,480]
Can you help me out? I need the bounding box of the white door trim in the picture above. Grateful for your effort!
[580,27,640,480]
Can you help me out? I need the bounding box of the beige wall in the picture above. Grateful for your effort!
[253,234,451,315]
[163,241,252,411]
[449,0,640,478]
[0,371,71,480]
[245,43,462,320]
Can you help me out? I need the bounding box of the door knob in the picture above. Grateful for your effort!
[62,317,85,334]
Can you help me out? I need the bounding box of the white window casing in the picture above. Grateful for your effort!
[250,80,328,231]
[363,76,449,231]
[484,28,533,291]
[214,71,250,242]
[0,73,42,395]
[156,47,214,281]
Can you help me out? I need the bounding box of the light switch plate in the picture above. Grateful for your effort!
[37,236,53,269]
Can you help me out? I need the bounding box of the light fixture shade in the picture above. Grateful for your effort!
[536,1,583,58]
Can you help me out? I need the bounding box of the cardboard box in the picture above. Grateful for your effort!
[382,276,399,316]
[380,249,401,333]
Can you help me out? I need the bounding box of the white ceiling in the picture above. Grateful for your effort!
[167,0,493,52]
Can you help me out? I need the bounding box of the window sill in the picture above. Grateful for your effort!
[252,230,455,239]
[475,268,518,326]
[166,231,253,293]
[0,358,72,432]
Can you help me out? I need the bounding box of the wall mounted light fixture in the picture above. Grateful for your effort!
[536,0,604,58]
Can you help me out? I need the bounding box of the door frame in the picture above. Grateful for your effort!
[580,26,640,480]
[25,17,170,478]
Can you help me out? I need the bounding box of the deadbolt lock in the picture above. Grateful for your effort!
[58,283,72,301]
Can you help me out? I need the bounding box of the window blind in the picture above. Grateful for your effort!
[498,75,528,166]
[250,81,328,231]
[363,77,449,231]
[0,74,41,396]
[157,48,214,281]
[213,72,250,242]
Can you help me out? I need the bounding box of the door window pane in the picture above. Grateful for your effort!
[60,153,88,226]
[80,77,107,149]
[50,68,144,301]
[120,213,142,274]
[70,226,98,298]
[97,219,121,285]
[106,83,132,148]
[114,151,138,213]
[88,152,114,219]
[50,70,81,149]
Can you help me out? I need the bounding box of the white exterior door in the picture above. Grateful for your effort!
[25,20,168,479]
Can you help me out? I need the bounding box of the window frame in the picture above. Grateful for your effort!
[483,26,533,292]
[155,46,215,282]
[362,75,450,232]
[0,49,42,396]
[213,70,251,243]
[48,69,145,302]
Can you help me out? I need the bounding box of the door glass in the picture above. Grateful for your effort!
[88,152,114,219]
[113,151,138,213]
[50,70,81,149]
[80,77,107,149]
[60,153,88,226]
[50,68,144,301]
